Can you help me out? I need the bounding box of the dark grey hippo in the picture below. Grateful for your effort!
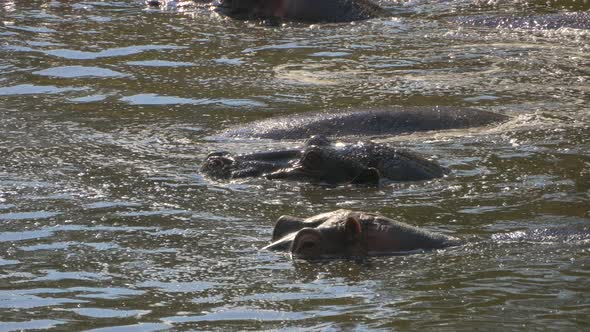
[202,147,300,180]
[452,12,590,30]
[201,136,449,185]
[218,107,509,140]
[262,209,462,259]
[215,0,390,23]
[262,209,590,260]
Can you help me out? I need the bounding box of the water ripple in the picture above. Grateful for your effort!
[85,323,170,332]
[126,60,195,67]
[0,210,61,221]
[2,44,187,60]
[67,308,151,318]
[0,320,65,331]
[120,93,266,107]
[0,291,87,309]
[6,25,57,33]
[33,66,128,78]
[0,84,86,96]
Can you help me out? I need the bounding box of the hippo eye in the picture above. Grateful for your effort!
[299,240,316,251]
[209,158,223,168]
[291,229,322,259]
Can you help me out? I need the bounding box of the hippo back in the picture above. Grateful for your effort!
[282,0,390,22]
[452,12,590,30]
[220,107,509,139]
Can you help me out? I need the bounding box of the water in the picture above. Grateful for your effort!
[1,0,589,330]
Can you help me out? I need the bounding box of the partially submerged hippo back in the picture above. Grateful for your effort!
[201,136,448,184]
[262,209,461,259]
[217,0,390,22]
[219,107,509,140]
[452,12,590,30]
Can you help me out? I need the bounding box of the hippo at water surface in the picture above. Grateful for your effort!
[262,209,590,260]
[216,0,390,23]
[218,107,508,140]
[262,209,462,259]
[452,12,590,30]
[201,136,449,185]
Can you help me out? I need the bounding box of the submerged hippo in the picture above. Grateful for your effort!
[216,0,390,23]
[452,12,590,30]
[262,209,462,259]
[262,209,590,260]
[218,107,508,140]
[201,136,449,184]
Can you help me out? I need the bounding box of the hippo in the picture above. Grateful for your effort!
[215,0,390,23]
[262,209,462,259]
[201,136,449,184]
[262,209,590,260]
[452,12,590,30]
[217,107,509,140]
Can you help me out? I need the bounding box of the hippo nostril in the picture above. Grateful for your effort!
[209,159,223,168]
[205,155,234,168]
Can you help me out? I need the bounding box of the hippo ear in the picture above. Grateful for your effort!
[351,167,380,184]
[290,228,322,259]
[272,215,305,241]
[344,216,362,240]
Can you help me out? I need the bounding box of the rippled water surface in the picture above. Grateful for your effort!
[1,0,589,330]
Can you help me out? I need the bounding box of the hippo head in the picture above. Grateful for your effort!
[201,149,302,180]
[289,216,367,259]
[200,151,235,179]
[263,209,462,260]
[265,145,380,185]
[263,213,367,260]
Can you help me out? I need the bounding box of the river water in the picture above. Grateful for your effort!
[1,0,589,330]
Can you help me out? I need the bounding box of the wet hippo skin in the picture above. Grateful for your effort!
[451,12,590,30]
[263,210,590,260]
[262,209,462,259]
[201,136,449,185]
[215,0,390,23]
[219,107,508,140]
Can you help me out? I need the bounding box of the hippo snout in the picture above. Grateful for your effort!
[201,153,235,179]
[264,165,316,181]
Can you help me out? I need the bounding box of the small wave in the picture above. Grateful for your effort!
[126,60,195,67]
[66,308,150,318]
[33,66,128,78]
[120,93,265,107]
[0,320,65,330]
[6,25,57,33]
[41,45,186,60]
[162,307,308,323]
[0,84,87,96]
[85,323,170,332]
[0,210,61,221]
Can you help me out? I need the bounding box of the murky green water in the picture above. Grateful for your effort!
[1,0,589,330]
